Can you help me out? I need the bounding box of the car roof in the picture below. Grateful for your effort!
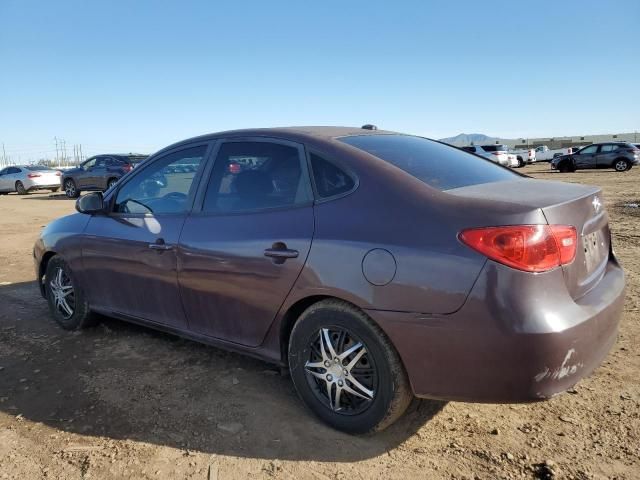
[153,126,401,155]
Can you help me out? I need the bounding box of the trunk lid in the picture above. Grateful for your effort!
[446,178,610,300]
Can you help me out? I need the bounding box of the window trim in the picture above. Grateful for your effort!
[191,136,314,216]
[105,141,214,218]
[305,148,359,204]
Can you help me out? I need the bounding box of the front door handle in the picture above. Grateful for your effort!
[264,248,298,259]
[264,243,299,264]
[148,239,173,251]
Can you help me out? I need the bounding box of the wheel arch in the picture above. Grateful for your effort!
[278,294,396,366]
[612,157,629,168]
[38,250,58,297]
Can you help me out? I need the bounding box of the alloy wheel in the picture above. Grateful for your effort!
[65,180,76,197]
[304,327,377,414]
[108,179,117,189]
[49,267,75,319]
[615,160,628,172]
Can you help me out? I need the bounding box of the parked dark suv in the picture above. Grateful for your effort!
[551,142,640,172]
[61,154,148,198]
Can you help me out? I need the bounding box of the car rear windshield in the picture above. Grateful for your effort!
[338,135,518,191]
[25,165,54,171]
[480,145,507,152]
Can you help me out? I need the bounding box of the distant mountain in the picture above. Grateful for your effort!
[439,133,499,147]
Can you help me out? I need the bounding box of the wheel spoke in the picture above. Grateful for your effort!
[338,341,364,362]
[346,376,374,400]
[345,347,366,371]
[305,368,327,381]
[59,297,73,317]
[332,385,343,411]
[304,360,326,370]
[321,328,338,359]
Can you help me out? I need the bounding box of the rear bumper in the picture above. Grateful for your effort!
[369,257,625,403]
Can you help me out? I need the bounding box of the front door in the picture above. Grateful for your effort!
[76,157,98,188]
[178,139,314,347]
[81,144,210,328]
[574,144,598,169]
[85,156,108,189]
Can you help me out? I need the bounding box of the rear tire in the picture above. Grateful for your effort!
[288,299,413,434]
[15,181,27,195]
[107,178,118,190]
[45,256,97,330]
[64,179,80,198]
[614,159,630,172]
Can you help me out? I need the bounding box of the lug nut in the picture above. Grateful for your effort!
[334,358,339,363]
[324,360,331,367]
[343,369,349,376]
[338,380,344,387]
[326,374,333,381]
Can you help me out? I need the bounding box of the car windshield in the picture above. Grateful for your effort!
[25,165,54,171]
[338,134,518,191]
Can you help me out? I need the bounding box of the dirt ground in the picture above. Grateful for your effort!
[0,164,638,480]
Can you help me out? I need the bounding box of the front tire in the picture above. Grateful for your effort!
[64,179,80,198]
[15,181,27,195]
[45,256,96,330]
[289,299,412,434]
[614,159,630,172]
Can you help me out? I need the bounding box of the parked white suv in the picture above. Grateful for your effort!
[461,145,518,167]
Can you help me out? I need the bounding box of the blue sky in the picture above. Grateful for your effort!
[1,0,639,161]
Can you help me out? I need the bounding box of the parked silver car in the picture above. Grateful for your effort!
[0,165,61,195]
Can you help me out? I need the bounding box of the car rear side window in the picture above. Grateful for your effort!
[203,141,312,213]
[339,135,517,191]
[310,153,355,199]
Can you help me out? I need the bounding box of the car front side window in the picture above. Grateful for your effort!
[82,158,97,170]
[114,145,207,215]
[581,145,598,155]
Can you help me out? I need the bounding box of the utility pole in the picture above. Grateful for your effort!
[2,143,6,166]
[54,137,59,165]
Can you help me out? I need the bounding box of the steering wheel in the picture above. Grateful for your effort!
[163,191,187,201]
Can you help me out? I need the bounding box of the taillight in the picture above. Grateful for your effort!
[56,171,61,176]
[459,225,577,273]
[123,164,133,173]
[27,173,41,178]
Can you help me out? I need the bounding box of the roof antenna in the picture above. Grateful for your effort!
[361,124,378,130]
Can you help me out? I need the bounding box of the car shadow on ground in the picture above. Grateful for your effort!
[17,193,72,200]
[0,281,446,462]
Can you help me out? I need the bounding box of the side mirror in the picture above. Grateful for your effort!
[76,192,105,214]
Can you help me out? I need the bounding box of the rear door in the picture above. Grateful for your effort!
[574,144,598,169]
[596,144,618,169]
[178,138,314,346]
